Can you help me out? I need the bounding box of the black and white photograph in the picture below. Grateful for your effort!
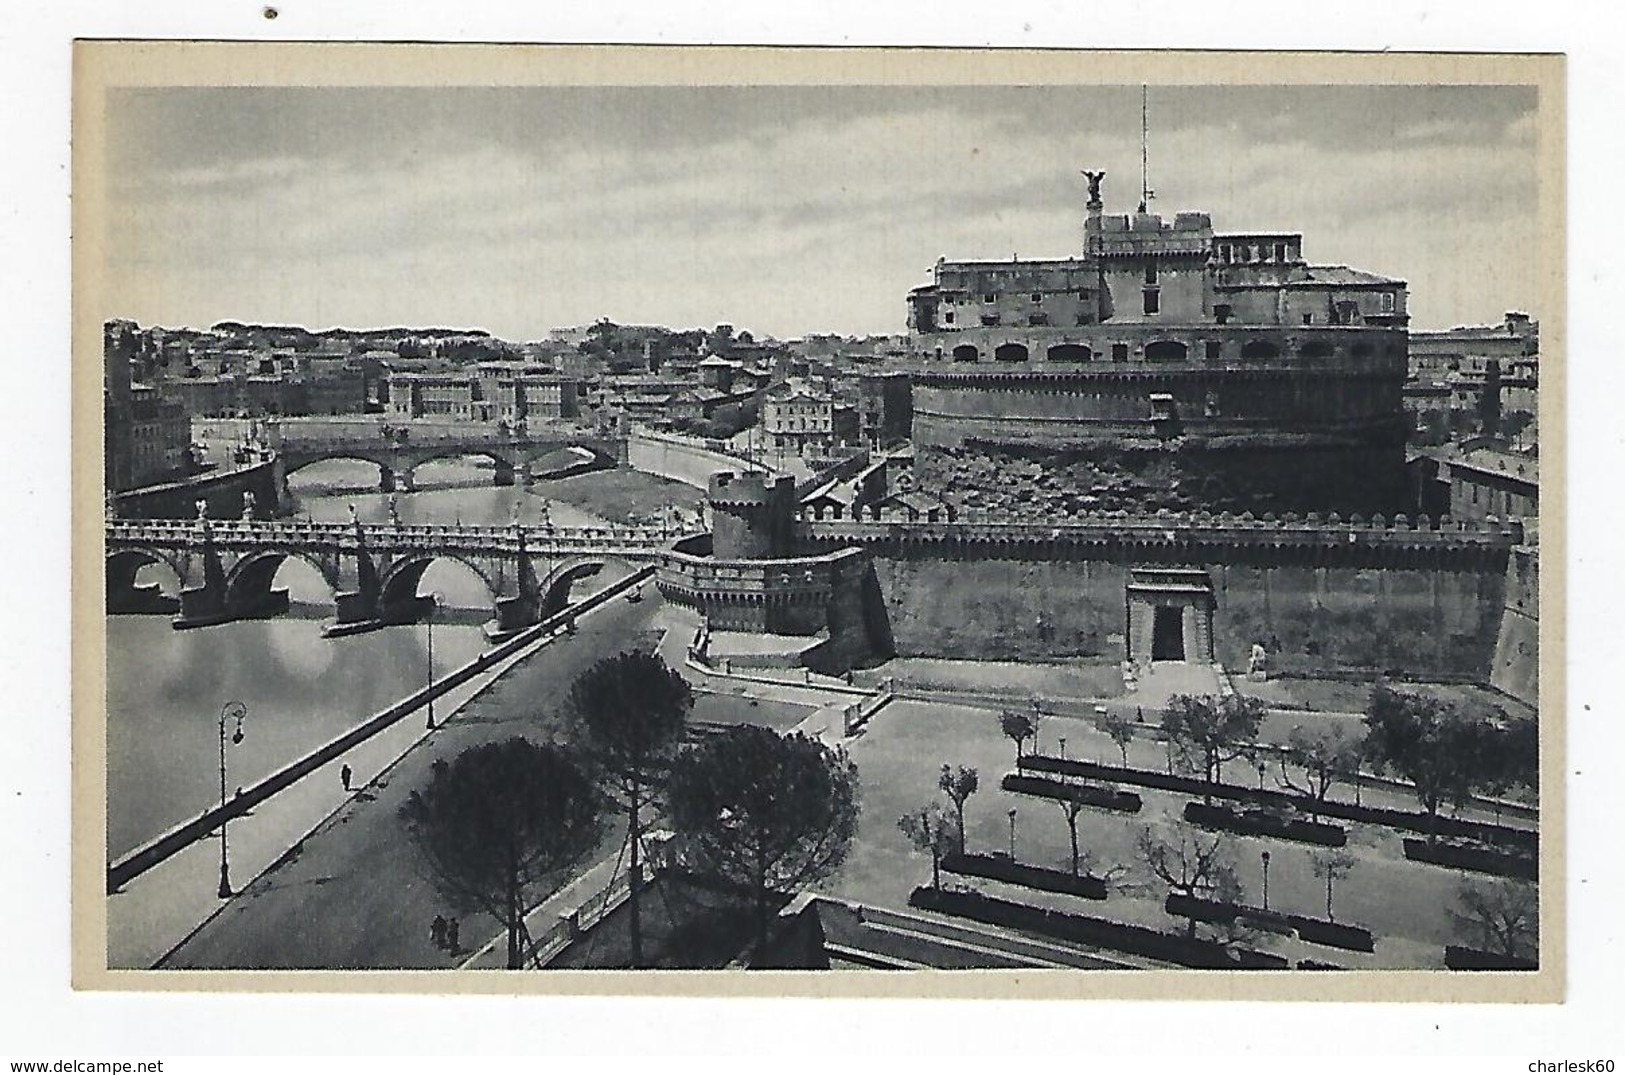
[75,44,1562,997]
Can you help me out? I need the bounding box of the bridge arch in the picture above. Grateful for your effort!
[106,548,185,612]
[377,554,505,616]
[405,447,521,475]
[224,549,343,607]
[541,557,608,616]
[282,453,394,483]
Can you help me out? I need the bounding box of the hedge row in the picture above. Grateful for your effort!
[1444,945,1538,971]
[1403,838,1538,881]
[1001,773,1143,813]
[1297,959,1346,970]
[1311,798,1538,852]
[1020,754,1538,850]
[1293,917,1376,953]
[1165,893,1375,953]
[1020,755,1293,810]
[909,885,1290,970]
[1183,801,1348,848]
[941,852,1109,900]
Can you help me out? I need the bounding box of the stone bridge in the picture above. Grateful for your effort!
[270,420,628,492]
[105,516,681,640]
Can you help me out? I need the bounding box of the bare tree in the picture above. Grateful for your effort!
[1278,724,1364,817]
[898,804,959,890]
[1100,709,1137,767]
[997,709,1039,765]
[1450,878,1538,960]
[938,764,979,856]
[1309,849,1358,922]
[1136,823,1240,939]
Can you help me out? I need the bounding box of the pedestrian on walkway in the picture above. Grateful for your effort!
[431,914,447,949]
[446,918,460,954]
[340,764,352,792]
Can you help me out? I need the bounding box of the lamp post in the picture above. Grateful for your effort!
[1007,808,1018,861]
[1261,850,1272,912]
[425,594,439,730]
[216,701,247,899]
[1058,736,1067,760]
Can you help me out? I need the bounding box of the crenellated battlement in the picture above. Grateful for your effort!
[796,511,1522,570]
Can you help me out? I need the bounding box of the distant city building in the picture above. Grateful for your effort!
[1406,313,1539,435]
[762,379,835,457]
[1408,312,1538,382]
[104,321,192,491]
[385,363,583,425]
[1440,444,1539,523]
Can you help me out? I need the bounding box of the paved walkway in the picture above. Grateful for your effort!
[160,590,664,970]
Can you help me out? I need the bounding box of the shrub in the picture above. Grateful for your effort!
[1403,838,1537,881]
[1183,801,1348,848]
[1000,773,1142,813]
[910,886,1288,969]
[941,852,1109,900]
[1444,945,1538,971]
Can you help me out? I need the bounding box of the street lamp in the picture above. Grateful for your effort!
[1058,736,1067,760]
[1007,808,1018,861]
[216,700,247,899]
[1261,850,1272,912]
[425,594,440,730]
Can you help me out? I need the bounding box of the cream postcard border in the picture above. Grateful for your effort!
[71,42,1566,1001]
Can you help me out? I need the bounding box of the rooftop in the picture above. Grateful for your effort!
[1292,265,1403,287]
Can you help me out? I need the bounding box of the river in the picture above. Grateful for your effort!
[106,457,631,860]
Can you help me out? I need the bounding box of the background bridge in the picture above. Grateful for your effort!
[269,418,628,492]
[106,517,683,640]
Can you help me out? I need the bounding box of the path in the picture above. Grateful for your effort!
[159,588,664,970]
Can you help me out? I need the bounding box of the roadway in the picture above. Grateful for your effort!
[157,580,663,970]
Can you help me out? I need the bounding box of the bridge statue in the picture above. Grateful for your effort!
[195,498,209,521]
[241,490,256,520]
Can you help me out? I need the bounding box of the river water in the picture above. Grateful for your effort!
[106,458,625,860]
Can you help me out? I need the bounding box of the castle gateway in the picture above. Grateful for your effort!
[904,173,1411,517]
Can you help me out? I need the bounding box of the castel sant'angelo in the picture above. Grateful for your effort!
[904,171,1412,516]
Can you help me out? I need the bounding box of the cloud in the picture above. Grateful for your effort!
[102,84,1542,337]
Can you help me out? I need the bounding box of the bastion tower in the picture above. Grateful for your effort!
[903,173,1412,516]
[706,470,798,559]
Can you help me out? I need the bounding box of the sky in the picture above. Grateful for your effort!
[101,83,1541,339]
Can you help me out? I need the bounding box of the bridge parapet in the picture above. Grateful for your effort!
[106,518,686,554]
